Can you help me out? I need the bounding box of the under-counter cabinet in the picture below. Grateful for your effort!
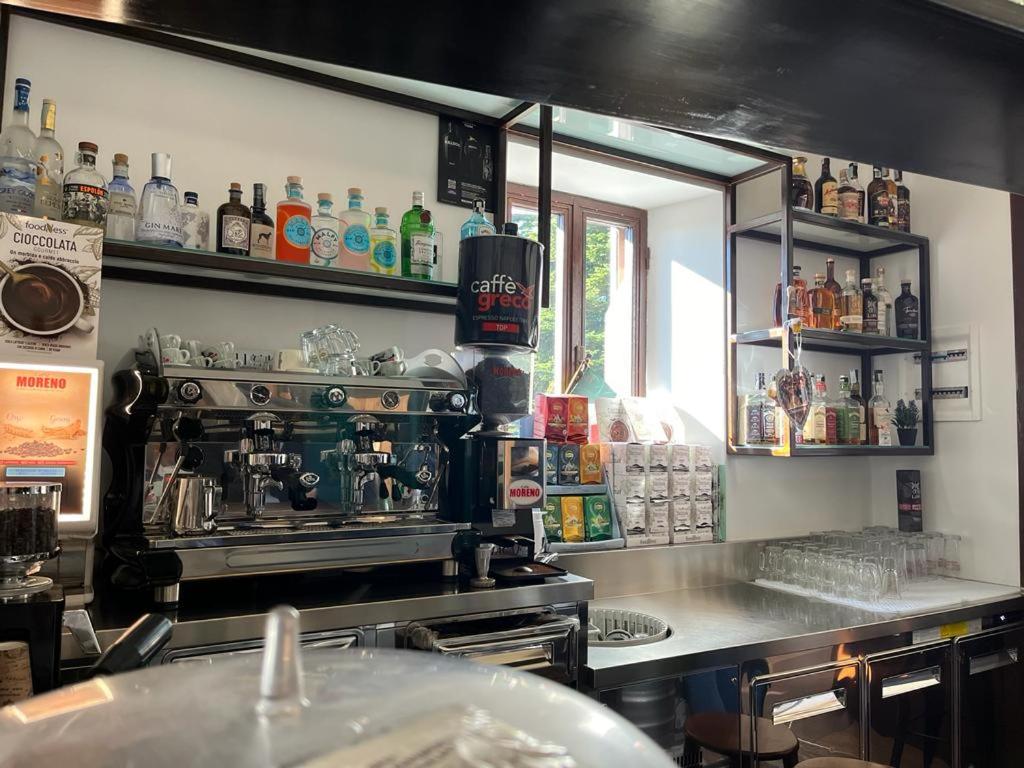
[749,658,863,765]
[954,624,1024,768]
[865,642,953,767]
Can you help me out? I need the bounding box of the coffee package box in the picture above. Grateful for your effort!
[541,498,563,543]
[669,470,693,501]
[669,498,692,543]
[668,444,692,472]
[543,443,558,485]
[621,397,668,444]
[647,443,669,473]
[0,214,103,361]
[647,471,669,501]
[591,398,635,443]
[557,443,580,485]
[534,394,568,442]
[579,443,603,484]
[584,495,613,541]
[566,395,589,444]
[560,496,585,542]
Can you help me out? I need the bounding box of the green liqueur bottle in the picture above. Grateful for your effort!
[400,190,435,280]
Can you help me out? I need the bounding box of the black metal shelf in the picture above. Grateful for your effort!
[731,444,934,457]
[731,209,927,258]
[101,239,457,315]
[732,327,928,355]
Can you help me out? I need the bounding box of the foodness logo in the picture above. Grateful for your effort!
[470,273,535,313]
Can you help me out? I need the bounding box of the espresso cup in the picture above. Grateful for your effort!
[0,263,92,337]
[274,348,306,371]
[159,334,182,350]
[201,341,235,363]
[162,348,191,365]
[183,339,203,358]
[351,357,381,376]
[371,346,405,364]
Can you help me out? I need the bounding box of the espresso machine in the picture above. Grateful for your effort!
[101,346,477,605]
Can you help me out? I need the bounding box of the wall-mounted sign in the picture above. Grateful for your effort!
[437,116,498,211]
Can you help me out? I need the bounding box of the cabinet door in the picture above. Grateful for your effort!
[956,624,1024,768]
[866,642,952,768]
[751,659,862,765]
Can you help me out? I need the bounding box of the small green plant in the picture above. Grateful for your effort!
[891,399,920,429]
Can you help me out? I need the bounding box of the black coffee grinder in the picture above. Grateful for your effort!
[444,226,549,573]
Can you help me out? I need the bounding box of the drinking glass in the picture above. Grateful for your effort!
[881,556,902,599]
[944,534,962,577]
[782,548,805,586]
[907,542,928,581]
[300,331,322,370]
[765,545,784,581]
[857,559,882,603]
[835,557,858,599]
[315,325,359,375]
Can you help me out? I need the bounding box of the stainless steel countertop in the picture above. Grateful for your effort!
[62,571,593,661]
[585,580,1024,689]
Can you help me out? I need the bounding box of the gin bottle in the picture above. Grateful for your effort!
[0,78,37,215]
[369,206,399,275]
[338,187,371,270]
[106,153,137,241]
[32,98,63,220]
[840,269,862,332]
[868,370,892,446]
[861,278,879,334]
[460,198,496,239]
[400,191,436,280]
[874,265,893,336]
[275,176,311,263]
[850,369,867,445]
[249,183,274,259]
[216,182,250,256]
[836,375,861,445]
[180,191,209,250]
[136,152,183,247]
[62,142,108,228]
[310,193,340,268]
[894,280,919,339]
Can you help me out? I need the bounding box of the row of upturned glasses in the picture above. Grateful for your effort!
[755,527,962,602]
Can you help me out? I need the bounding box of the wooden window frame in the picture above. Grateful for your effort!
[507,182,649,395]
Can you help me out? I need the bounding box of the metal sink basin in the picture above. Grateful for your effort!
[587,608,671,647]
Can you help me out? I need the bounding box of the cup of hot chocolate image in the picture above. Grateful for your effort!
[0,262,93,337]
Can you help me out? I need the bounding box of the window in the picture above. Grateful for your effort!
[507,184,648,396]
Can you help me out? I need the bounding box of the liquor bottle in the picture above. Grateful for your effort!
[249,183,274,260]
[743,373,765,445]
[867,166,890,227]
[482,145,493,183]
[850,369,867,445]
[62,142,108,229]
[814,158,838,216]
[400,191,436,280]
[32,98,63,220]
[821,376,838,445]
[106,154,136,241]
[180,192,210,250]
[216,182,250,256]
[883,169,898,228]
[772,266,811,326]
[275,176,312,263]
[369,206,399,275]
[310,193,340,268]
[338,187,372,271]
[837,168,859,222]
[894,170,911,232]
[836,375,861,445]
[874,265,893,336]
[808,273,835,329]
[790,156,814,211]
[894,280,920,339]
[868,370,892,446]
[136,153,182,246]
[823,258,842,329]
[442,120,462,170]
[840,269,863,332]
[460,198,496,239]
[849,163,866,223]
[0,78,37,215]
[861,278,879,334]
[803,374,828,445]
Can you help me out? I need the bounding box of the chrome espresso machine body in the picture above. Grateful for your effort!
[101,348,478,604]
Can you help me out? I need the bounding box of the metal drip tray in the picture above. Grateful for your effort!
[587,608,670,647]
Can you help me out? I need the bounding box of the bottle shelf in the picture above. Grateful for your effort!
[731,209,927,258]
[731,444,934,457]
[101,239,457,314]
[732,327,928,355]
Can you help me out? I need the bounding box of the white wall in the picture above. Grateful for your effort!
[646,194,873,540]
[4,15,463,374]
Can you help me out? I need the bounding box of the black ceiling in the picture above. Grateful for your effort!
[7,0,1024,193]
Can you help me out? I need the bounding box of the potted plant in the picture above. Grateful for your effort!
[891,399,920,447]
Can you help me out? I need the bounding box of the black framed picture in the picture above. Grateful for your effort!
[437,115,498,211]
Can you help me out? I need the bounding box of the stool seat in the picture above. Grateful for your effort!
[798,759,890,768]
[684,712,799,760]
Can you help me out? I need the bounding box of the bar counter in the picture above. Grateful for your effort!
[585,580,1024,689]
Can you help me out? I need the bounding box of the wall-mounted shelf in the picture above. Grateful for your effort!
[731,444,934,457]
[731,209,927,258]
[732,328,928,355]
[726,165,933,457]
[101,240,457,314]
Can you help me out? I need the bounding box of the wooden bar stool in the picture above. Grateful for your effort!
[683,712,800,767]
[797,759,890,768]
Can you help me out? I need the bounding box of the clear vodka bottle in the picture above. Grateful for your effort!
[0,78,38,214]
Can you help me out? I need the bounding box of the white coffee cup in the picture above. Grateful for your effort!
[201,341,235,363]
[183,339,203,358]
[160,334,182,350]
[162,348,191,365]
[378,360,406,377]
[274,349,306,371]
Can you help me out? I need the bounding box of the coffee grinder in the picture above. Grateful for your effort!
[444,226,547,570]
